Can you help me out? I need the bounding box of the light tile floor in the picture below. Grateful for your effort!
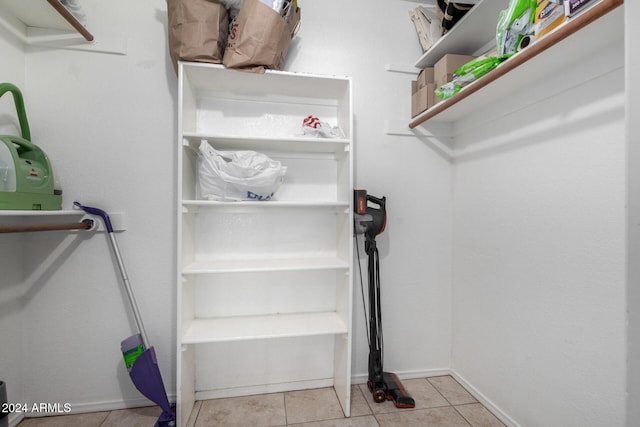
[17,376,505,427]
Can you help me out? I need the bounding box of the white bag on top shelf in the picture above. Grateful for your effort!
[197,140,287,201]
[302,116,344,138]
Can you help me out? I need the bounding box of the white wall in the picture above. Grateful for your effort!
[286,0,453,380]
[18,0,177,410]
[0,19,26,420]
[3,2,629,425]
[450,38,626,427]
[0,23,25,147]
[626,1,640,425]
[1,0,453,412]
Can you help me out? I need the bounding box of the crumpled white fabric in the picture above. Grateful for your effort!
[302,116,344,139]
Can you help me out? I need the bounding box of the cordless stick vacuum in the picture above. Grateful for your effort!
[354,190,415,409]
[74,202,175,427]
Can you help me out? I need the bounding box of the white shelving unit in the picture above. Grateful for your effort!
[176,62,353,427]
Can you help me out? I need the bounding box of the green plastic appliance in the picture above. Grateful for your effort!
[0,83,61,210]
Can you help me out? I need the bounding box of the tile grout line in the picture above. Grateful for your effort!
[426,376,454,405]
[193,402,202,427]
[451,405,474,427]
[427,376,480,427]
[282,392,288,426]
[98,409,111,427]
[357,383,386,427]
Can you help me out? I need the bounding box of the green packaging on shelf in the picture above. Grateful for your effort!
[496,0,537,55]
[435,55,511,101]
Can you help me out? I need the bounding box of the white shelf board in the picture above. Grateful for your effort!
[183,133,350,154]
[414,0,509,68]
[183,256,349,274]
[182,312,348,344]
[0,0,95,42]
[0,0,126,54]
[0,0,74,31]
[181,63,351,102]
[184,133,350,145]
[182,200,349,211]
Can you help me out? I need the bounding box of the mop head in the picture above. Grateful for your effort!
[129,347,175,426]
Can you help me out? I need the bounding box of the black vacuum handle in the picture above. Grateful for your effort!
[366,194,386,210]
[366,195,387,238]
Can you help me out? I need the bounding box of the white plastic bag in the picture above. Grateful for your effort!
[197,140,287,201]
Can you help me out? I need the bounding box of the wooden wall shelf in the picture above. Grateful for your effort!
[409,0,624,130]
[0,0,93,44]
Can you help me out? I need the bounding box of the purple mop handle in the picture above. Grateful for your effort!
[74,201,114,233]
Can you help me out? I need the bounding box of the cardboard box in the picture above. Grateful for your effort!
[425,83,436,110]
[535,0,566,39]
[411,82,436,117]
[411,81,421,118]
[417,67,434,89]
[434,54,476,88]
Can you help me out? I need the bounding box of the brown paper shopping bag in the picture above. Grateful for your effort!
[223,0,301,72]
[167,0,229,74]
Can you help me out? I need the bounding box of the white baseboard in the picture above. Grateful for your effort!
[67,395,175,415]
[196,379,334,401]
[351,367,451,385]
[14,394,176,419]
[450,370,520,427]
[8,412,24,427]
